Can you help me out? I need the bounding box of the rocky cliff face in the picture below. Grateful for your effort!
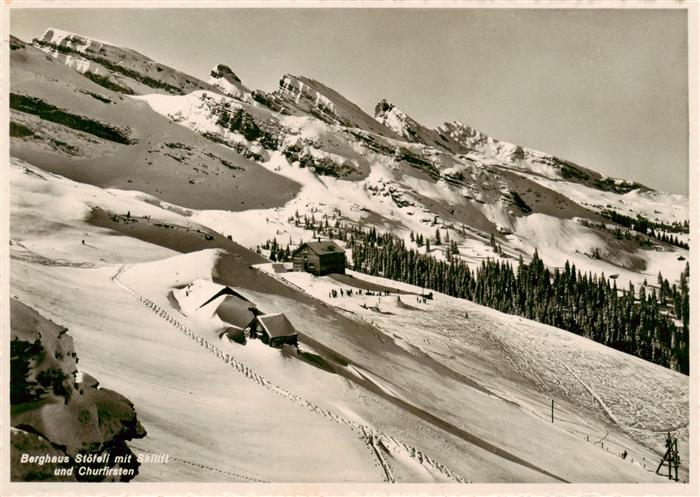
[34,28,218,96]
[10,298,146,482]
[253,74,401,139]
[277,74,339,121]
[439,120,604,184]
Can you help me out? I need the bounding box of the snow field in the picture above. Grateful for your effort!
[112,264,470,483]
[9,156,688,483]
[259,265,687,481]
[522,174,688,225]
[9,159,186,265]
[9,158,484,481]
[11,261,388,482]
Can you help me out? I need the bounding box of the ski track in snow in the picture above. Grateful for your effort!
[130,445,268,483]
[360,427,396,484]
[10,240,98,268]
[561,363,619,426]
[111,265,469,484]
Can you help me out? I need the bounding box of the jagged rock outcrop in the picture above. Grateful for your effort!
[438,120,534,162]
[211,64,242,84]
[137,91,283,160]
[208,64,252,103]
[374,99,421,141]
[439,120,601,183]
[10,298,146,482]
[374,99,465,154]
[254,74,401,139]
[439,120,493,153]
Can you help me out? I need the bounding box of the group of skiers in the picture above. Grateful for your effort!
[328,288,392,298]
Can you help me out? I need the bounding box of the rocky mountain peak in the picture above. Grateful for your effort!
[374,99,418,140]
[208,64,251,102]
[374,99,395,114]
[441,120,552,165]
[210,64,242,84]
[373,99,468,154]
[270,74,401,138]
[440,120,488,146]
[32,27,216,97]
[277,74,338,117]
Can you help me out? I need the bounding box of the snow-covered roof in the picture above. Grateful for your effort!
[294,240,345,257]
[257,313,298,339]
[198,286,253,309]
[216,296,258,329]
[198,287,258,329]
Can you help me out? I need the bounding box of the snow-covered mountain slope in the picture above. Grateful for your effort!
[125,84,688,276]
[8,159,385,482]
[521,173,688,225]
[8,157,687,482]
[256,74,403,139]
[261,264,689,478]
[10,37,300,211]
[372,98,609,190]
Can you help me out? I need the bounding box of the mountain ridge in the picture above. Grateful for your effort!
[17,28,663,194]
[10,27,688,276]
[11,29,687,275]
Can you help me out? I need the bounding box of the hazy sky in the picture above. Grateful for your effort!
[11,8,689,194]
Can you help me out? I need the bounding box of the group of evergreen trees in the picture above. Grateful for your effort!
[652,231,689,250]
[350,230,689,374]
[600,210,689,249]
[260,238,292,262]
[262,214,689,374]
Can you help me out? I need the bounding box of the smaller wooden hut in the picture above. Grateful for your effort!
[250,313,299,348]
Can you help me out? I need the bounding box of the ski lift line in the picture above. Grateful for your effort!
[561,363,620,426]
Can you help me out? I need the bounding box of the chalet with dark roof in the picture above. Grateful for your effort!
[250,313,299,348]
[292,240,346,276]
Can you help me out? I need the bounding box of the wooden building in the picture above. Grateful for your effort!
[250,313,299,348]
[292,240,346,276]
[199,286,298,348]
